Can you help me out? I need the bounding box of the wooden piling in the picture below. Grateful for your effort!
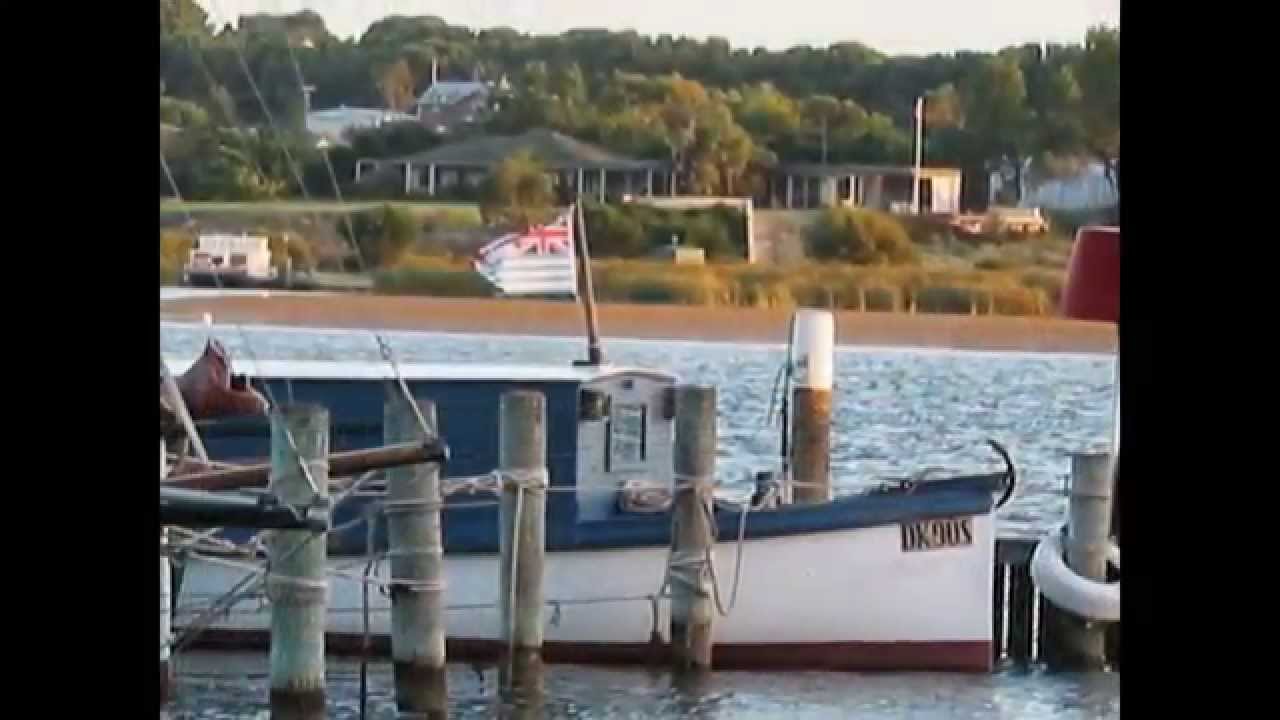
[1051,452,1113,670]
[160,528,172,705]
[498,390,549,690]
[670,384,717,673]
[267,404,329,719]
[790,310,834,504]
[384,395,448,718]
[1007,564,1035,663]
[991,563,1005,663]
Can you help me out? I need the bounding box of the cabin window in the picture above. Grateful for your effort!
[606,403,647,471]
[230,253,248,267]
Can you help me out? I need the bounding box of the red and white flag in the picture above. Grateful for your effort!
[473,207,578,297]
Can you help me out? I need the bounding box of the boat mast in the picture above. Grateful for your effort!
[573,199,604,366]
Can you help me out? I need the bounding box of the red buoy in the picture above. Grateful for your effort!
[1061,226,1119,323]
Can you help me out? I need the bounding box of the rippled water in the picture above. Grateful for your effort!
[164,652,1119,719]
[160,319,1118,719]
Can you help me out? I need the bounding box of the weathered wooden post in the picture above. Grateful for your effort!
[670,384,717,672]
[499,390,549,691]
[385,395,448,717]
[267,404,329,719]
[160,528,172,705]
[1007,564,1035,663]
[790,309,834,504]
[1046,452,1115,670]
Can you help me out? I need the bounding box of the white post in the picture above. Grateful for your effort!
[354,161,364,183]
[646,170,654,196]
[786,175,794,209]
[427,164,436,196]
[268,405,329,717]
[160,528,172,703]
[577,168,584,195]
[911,97,924,214]
[599,168,607,202]
[385,396,447,715]
[790,309,835,504]
[404,162,413,194]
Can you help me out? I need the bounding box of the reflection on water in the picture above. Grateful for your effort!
[163,652,1119,719]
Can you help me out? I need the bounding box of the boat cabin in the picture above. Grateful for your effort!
[184,233,275,284]
[177,359,680,550]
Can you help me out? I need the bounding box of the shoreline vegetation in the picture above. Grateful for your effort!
[160,293,1116,355]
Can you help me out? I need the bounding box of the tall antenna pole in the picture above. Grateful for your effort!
[572,200,604,366]
[911,96,924,214]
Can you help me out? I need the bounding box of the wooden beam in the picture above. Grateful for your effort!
[164,440,449,492]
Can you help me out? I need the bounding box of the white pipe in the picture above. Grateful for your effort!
[790,309,834,390]
[161,530,171,665]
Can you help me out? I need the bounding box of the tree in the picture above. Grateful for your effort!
[1073,26,1120,195]
[480,152,556,230]
[160,0,210,38]
[160,96,210,128]
[376,59,417,111]
[961,56,1036,203]
[337,205,417,268]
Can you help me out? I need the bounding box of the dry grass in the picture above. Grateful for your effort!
[160,293,1116,354]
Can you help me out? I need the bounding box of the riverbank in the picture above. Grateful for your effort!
[160,293,1116,354]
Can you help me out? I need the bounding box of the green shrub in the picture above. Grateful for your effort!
[583,202,649,257]
[372,267,493,297]
[989,285,1047,315]
[863,285,901,311]
[267,231,315,273]
[338,204,417,268]
[915,285,981,314]
[160,230,194,284]
[974,254,1018,271]
[1020,269,1065,308]
[807,208,919,265]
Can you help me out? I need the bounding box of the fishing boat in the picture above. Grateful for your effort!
[165,296,1015,672]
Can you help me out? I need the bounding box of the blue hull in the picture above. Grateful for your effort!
[195,375,1007,556]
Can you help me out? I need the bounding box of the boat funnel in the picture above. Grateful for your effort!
[1061,226,1119,323]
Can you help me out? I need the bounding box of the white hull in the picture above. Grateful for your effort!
[176,514,995,671]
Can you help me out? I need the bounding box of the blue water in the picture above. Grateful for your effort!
[159,320,1119,719]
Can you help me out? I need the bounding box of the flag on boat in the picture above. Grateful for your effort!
[473,207,578,297]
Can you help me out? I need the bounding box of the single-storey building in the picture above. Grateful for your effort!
[764,164,963,214]
[356,128,669,201]
[305,106,418,147]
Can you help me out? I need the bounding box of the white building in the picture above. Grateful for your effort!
[305,106,418,147]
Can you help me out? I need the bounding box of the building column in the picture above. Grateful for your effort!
[646,170,654,196]
[786,175,794,209]
[599,168,607,202]
[577,168,585,197]
[403,162,413,194]
[354,161,364,183]
[624,172,633,197]
[669,171,677,196]
[427,164,436,197]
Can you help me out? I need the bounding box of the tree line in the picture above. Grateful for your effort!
[159,0,1118,209]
